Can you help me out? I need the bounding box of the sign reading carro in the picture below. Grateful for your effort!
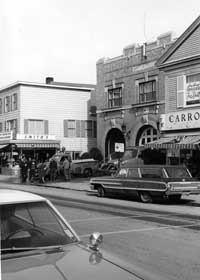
[115,143,124,153]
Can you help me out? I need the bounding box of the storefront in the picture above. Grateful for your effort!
[0,132,60,174]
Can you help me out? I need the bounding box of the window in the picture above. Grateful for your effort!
[5,96,11,113]
[0,123,3,132]
[128,168,140,178]
[27,120,45,134]
[68,120,76,137]
[85,120,93,137]
[64,120,96,138]
[108,87,122,108]
[139,80,156,103]
[140,168,163,179]
[0,99,2,114]
[5,119,17,132]
[185,73,200,106]
[139,127,158,146]
[11,94,18,111]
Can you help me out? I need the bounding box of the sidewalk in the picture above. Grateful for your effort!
[0,174,91,192]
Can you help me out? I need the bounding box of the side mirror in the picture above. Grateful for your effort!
[89,232,103,251]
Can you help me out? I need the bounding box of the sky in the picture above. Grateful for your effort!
[0,0,199,88]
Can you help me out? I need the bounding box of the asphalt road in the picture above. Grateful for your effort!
[52,197,200,280]
[1,181,200,280]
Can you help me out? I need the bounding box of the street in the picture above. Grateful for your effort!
[1,180,200,280]
[52,197,200,280]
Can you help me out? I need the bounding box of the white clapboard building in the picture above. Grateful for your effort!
[0,77,96,161]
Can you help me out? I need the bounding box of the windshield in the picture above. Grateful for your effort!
[1,201,77,254]
[165,167,191,178]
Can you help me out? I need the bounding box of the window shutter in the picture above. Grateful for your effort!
[177,76,185,108]
[44,120,49,134]
[76,120,81,137]
[3,97,6,113]
[63,120,68,137]
[81,120,85,137]
[93,121,97,138]
[135,81,139,104]
[24,119,28,134]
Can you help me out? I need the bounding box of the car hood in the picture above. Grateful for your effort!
[2,243,142,280]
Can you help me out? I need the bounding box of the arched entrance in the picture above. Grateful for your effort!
[136,125,166,164]
[105,128,125,160]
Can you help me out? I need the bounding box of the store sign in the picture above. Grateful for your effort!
[0,132,13,140]
[186,81,200,106]
[16,134,56,140]
[160,109,200,131]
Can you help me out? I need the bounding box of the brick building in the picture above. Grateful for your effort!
[0,78,96,164]
[96,32,175,161]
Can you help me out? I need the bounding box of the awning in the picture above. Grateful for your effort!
[144,135,200,150]
[11,140,60,149]
[144,137,177,149]
[16,143,60,149]
[0,144,10,150]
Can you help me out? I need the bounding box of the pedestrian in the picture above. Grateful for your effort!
[20,156,28,183]
[49,157,57,181]
[63,157,71,181]
[37,160,46,183]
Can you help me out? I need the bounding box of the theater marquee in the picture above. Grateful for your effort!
[160,109,200,131]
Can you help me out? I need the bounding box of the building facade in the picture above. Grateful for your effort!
[96,32,175,161]
[150,16,200,174]
[0,78,96,163]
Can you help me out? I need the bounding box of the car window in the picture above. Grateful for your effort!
[1,201,77,251]
[127,168,140,178]
[116,168,128,178]
[140,168,163,179]
[164,167,191,178]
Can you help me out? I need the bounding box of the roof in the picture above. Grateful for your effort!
[156,15,200,68]
[0,81,95,94]
[0,189,46,205]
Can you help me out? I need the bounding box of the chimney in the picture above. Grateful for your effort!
[46,77,54,84]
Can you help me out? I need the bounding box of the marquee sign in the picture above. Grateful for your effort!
[160,109,200,131]
[16,134,56,140]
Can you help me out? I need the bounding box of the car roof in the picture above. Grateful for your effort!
[122,164,186,168]
[0,189,46,205]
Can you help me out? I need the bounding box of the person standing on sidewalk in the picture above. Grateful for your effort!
[63,157,71,181]
[20,156,28,183]
[49,158,57,181]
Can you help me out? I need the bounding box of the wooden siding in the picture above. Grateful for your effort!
[166,26,200,63]
[166,76,177,113]
[19,85,97,152]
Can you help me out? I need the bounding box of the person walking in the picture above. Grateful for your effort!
[49,157,57,181]
[63,157,71,181]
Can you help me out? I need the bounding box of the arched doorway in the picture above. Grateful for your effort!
[105,128,125,160]
[136,125,166,164]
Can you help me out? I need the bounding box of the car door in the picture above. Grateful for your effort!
[125,168,141,196]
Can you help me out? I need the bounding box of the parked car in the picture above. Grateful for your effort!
[96,162,118,176]
[90,165,200,203]
[1,189,145,279]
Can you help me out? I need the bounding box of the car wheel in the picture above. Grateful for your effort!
[97,186,105,197]
[139,191,153,203]
[83,168,92,177]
